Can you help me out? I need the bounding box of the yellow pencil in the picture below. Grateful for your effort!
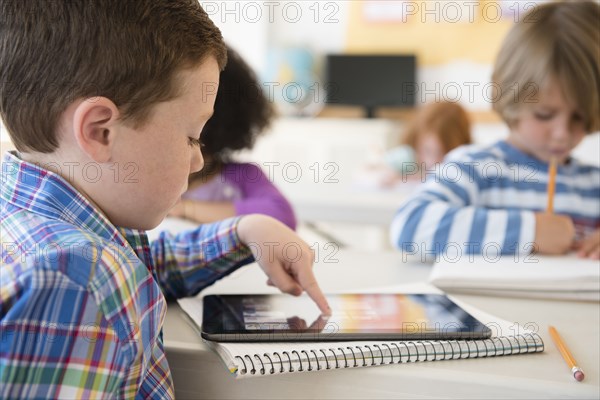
[548,326,584,382]
[546,157,557,213]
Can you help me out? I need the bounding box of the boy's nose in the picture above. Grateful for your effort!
[551,119,570,143]
[190,148,204,174]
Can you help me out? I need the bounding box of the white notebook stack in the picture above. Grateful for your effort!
[429,254,600,301]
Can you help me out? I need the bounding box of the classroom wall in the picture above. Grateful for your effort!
[344,0,522,110]
[171,1,559,114]
[345,0,514,65]
[0,119,8,142]
[235,0,545,111]
[267,1,351,54]
[0,119,10,148]
[199,1,269,73]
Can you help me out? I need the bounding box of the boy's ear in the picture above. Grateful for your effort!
[72,97,120,163]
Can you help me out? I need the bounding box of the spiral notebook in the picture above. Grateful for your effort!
[179,288,544,378]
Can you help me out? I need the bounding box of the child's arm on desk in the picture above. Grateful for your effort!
[390,159,538,256]
[151,214,330,314]
[170,164,297,229]
[390,147,585,257]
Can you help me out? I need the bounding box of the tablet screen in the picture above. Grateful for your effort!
[202,294,491,342]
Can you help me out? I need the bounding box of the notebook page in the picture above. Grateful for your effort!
[429,254,600,292]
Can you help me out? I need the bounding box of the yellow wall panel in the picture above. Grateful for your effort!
[345,1,514,66]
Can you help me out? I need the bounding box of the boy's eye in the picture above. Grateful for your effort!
[572,113,584,123]
[534,112,553,121]
[188,137,202,148]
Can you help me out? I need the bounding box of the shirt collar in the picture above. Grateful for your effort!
[1,151,153,264]
[497,140,575,171]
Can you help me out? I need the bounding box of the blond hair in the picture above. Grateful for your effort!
[492,1,600,133]
[402,101,472,153]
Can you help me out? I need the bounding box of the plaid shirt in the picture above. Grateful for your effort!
[1,151,253,398]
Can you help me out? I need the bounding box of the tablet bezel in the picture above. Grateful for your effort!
[201,293,492,342]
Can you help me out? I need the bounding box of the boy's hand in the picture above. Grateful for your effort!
[574,229,600,260]
[237,215,331,314]
[534,213,575,255]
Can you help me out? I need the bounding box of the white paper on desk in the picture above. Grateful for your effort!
[429,254,600,301]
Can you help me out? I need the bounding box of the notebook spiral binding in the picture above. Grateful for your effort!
[233,333,544,376]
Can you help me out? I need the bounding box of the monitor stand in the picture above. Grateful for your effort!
[365,106,376,119]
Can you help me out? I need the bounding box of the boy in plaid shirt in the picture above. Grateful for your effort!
[0,1,329,398]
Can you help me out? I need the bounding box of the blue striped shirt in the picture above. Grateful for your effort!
[390,140,600,257]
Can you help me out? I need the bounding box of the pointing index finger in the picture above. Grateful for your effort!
[297,268,331,315]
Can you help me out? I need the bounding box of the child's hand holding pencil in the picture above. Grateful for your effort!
[536,158,599,259]
[533,158,577,255]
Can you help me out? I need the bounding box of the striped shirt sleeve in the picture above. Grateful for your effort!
[150,217,254,299]
[390,159,536,257]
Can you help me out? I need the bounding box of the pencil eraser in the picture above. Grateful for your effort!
[574,371,584,382]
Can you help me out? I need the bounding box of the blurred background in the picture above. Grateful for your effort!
[2,0,598,251]
[197,0,599,250]
[214,0,533,115]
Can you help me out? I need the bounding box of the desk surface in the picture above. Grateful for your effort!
[276,179,409,226]
[163,249,600,399]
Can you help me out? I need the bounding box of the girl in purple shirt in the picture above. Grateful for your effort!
[170,46,297,229]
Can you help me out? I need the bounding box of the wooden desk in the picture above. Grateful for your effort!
[163,249,600,399]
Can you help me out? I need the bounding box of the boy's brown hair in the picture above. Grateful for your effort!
[402,101,472,154]
[0,0,227,153]
[492,1,600,133]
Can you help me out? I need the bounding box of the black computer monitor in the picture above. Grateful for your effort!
[325,54,416,118]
